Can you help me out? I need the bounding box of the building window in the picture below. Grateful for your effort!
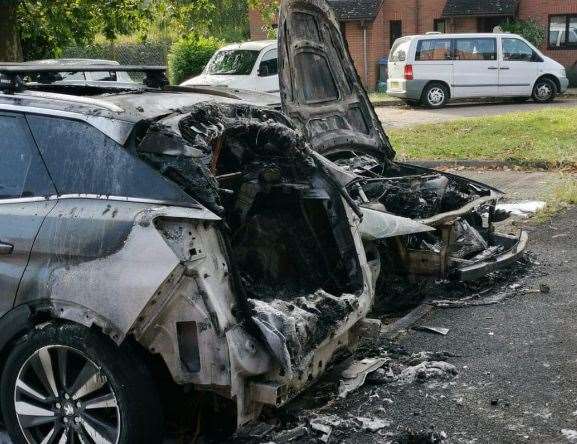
[549,15,577,48]
[390,20,402,48]
[434,19,446,33]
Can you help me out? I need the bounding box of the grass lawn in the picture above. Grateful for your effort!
[368,92,399,103]
[388,107,577,166]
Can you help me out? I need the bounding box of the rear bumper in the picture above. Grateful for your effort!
[387,79,428,101]
[456,231,529,281]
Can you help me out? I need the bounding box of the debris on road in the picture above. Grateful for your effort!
[496,201,547,217]
[339,357,389,398]
[414,326,450,335]
[357,416,391,432]
[562,429,577,443]
[386,429,449,443]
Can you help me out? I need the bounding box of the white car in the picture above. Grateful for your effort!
[180,40,279,94]
[387,32,569,107]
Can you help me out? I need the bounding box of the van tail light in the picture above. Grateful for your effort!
[404,64,414,80]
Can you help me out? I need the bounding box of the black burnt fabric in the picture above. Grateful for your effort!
[327,0,382,21]
[443,0,518,17]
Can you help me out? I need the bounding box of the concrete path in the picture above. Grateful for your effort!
[439,169,573,203]
[377,98,577,129]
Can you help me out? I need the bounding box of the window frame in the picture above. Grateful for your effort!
[501,37,541,62]
[548,14,577,50]
[0,112,56,203]
[258,48,278,77]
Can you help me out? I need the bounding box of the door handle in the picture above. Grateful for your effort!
[500,67,510,70]
[488,66,499,70]
[0,242,13,255]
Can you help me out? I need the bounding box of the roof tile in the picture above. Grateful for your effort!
[443,0,518,17]
[327,0,382,21]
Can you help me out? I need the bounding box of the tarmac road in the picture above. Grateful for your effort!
[376,98,577,129]
[311,207,577,443]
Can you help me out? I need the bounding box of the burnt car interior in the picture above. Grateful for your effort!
[136,103,366,372]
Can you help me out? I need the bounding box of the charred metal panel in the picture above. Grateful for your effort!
[16,199,219,339]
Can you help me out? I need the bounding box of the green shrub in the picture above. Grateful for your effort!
[567,64,577,88]
[501,19,545,47]
[168,35,223,85]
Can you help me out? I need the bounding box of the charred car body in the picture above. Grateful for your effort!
[0,1,525,443]
[0,68,379,442]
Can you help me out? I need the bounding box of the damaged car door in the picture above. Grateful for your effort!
[0,113,56,313]
[278,0,528,297]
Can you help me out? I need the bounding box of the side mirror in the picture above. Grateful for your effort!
[258,65,270,77]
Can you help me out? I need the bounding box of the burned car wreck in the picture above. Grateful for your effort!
[0,71,384,442]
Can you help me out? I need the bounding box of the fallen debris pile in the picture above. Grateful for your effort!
[232,344,457,444]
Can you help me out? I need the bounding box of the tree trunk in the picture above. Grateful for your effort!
[0,2,23,62]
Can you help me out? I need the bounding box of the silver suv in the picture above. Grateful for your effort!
[0,62,377,442]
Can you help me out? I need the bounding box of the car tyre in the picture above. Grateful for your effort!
[422,83,449,108]
[532,78,556,103]
[1,322,164,444]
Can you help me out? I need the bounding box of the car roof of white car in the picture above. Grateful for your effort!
[404,32,523,40]
[219,40,277,52]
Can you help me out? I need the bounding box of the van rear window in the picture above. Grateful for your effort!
[416,39,452,61]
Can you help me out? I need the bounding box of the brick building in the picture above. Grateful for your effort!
[249,0,577,90]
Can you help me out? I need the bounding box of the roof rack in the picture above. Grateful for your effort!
[0,64,169,93]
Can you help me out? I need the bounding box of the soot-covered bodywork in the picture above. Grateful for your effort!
[277,0,528,295]
[9,99,378,427]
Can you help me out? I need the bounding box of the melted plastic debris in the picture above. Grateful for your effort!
[338,357,388,398]
[228,339,457,443]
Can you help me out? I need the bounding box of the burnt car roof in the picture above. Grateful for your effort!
[0,86,281,123]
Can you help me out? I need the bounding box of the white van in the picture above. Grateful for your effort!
[180,40,279,94]
[387,33,569,107]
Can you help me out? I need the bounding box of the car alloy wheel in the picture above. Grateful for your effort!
[535,82,553,101]
[427,86,446,107]
[14,345,120,444]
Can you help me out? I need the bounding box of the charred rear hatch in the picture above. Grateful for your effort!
[278,0,395,159]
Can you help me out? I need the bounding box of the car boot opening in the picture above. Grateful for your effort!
[137,103,365,373]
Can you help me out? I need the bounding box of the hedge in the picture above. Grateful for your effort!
[167,36,223,85]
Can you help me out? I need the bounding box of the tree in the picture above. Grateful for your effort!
[501,19,546,47]
[0,0,147,61]
[0,1,23,61]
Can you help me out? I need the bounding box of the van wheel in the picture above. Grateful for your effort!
[422,83,449,108]
[1,322,164,444]
[532,78,556,103]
